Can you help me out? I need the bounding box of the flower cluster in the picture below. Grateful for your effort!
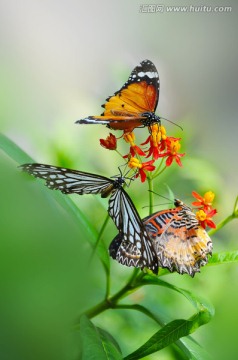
[192,191,217,229]
[99,124,185,183]
[97,117,217,230]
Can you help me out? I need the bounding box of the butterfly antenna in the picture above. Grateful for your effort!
[160,117,183,131]
[113,164,136,185]
[142,202,172,209]
[148,190,169,200]
[148,190,174,203]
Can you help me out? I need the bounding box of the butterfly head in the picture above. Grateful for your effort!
[113,177,125,188]
[174,199,183,207]
[141,112,161,127]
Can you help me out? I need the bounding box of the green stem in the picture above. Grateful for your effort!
[83,269,143,320]
[114,304,164,326]
[208,196,238,236]
[233,195,238,214]
[151,158,165,178]
[89,214,110,261]
[152,165,167,179]
[147,177,154,215]
[115,149,126,160]
[208,213,235,236]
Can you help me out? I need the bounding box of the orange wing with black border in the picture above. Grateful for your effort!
[76,60,160,132]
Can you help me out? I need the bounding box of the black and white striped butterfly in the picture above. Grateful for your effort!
[20,163,158,274]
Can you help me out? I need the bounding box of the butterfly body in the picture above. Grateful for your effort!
[108,188,158,273]
[143,199,213,276]
[76,60,160,132]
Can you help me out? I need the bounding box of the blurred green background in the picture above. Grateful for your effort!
[0,0,238,359]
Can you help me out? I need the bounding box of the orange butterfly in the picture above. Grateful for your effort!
[76,60,161,133]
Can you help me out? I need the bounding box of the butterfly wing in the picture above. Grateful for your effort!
[108,188,158,273]
[20,163,115,198]
[110,59,160,112]
[77,60,160,132]
[144,204,212,277]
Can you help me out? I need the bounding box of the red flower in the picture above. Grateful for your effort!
[158,137,185,166]
[128,157,155,182]
[123,132,146,156]
[196,208,217,229]
[100,133,117,150]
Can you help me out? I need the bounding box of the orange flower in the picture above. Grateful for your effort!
[158,137,185,166]
[192,191,215,211]
[196,208,217,229]
[123,132,146,156]
[128,157,155,182]
[100,133,117,150]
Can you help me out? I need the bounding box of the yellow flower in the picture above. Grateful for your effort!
[203,191,215,205]
[128,157,142,169]
[196,209,207,222]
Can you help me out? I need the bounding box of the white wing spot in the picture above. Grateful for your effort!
[136,241,141,249]
[129,235,135,244]
[138,71,158,79]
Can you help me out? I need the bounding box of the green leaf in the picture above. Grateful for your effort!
[0,132,34,163]
[0,133,110,272]
[97,328,122,356]
[124,319,198,360]
[207,251,238,266]
[115,303,212,360]
[178,337,213,360]
[79,315,123,360]
[124,313,212,360]
[124,276,214,359]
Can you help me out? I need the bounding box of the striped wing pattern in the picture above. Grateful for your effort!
[20,163,116,197]
[144,200,213,277]
[109,188,158,274]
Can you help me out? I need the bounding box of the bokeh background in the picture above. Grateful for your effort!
[1,0,238,359]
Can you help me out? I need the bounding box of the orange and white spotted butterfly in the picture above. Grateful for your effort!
[142,199,213,277]
[76,60,161,133]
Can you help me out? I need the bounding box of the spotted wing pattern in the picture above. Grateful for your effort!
[143,200,213,277]
[109,188,158,274]
[76,60,160,132]
[20,163,122,198]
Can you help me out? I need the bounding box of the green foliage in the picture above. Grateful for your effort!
[79,316,123,359]
[1,132,238,360]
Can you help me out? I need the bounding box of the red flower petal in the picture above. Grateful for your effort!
[192,191,204,202]
[206,219,216,229]
[191,201,203,207]
[206,208,217,217]
[141,136,150,146]
[133,145,146,156]
[139,169,147,182]
[175,156,183,167]
[165,156,173,167]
